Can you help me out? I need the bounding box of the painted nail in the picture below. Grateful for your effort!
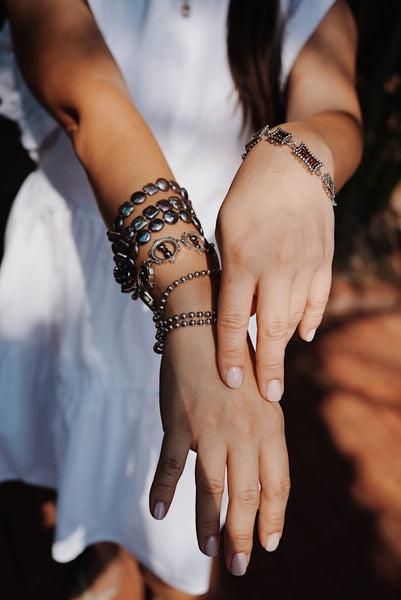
[266,532,281,552]
[266,379,282,402]
[153,502,166,520]
[230,552,247,576]
[226,367,243,389]
[205,535,218,557]
[306,329,316,342]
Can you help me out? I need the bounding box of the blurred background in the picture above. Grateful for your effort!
[0,1,401,598]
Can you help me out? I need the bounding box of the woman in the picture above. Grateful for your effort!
[0,0,362,598]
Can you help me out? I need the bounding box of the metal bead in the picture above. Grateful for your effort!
[180,313,187,319]
[181,321,188,327]
[173,315,180,321]
[201,270,206,276]
[167,317,173,324]
[198,319,204,325]
[189,312,195,318]
[173,280,179,286]
[167,286,173,292]
[173,322,180,329]
[189,320,196,326]
[187,273,193,279]
[180,276,186,282]
[205,319,211,325]
[205,311,211,317]
[168,325,174,331]
[194,272,200,277]
[197,312,203,318]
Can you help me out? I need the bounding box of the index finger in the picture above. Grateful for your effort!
[217,267,255,390]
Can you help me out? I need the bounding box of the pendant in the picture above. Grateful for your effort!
[181,1,190,17]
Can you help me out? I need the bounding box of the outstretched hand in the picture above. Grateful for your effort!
[215,135,335,401]
[150,326,290,576]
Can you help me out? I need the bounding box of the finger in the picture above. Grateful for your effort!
[258,406,290,553]
[225,445,260,576]
[195,440,227,557]
[217,266,255,390]
[149,430,191,520]
[298,266,332,342]
[255,278,292,402]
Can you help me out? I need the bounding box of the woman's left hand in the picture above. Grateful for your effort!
[215,131,335,402]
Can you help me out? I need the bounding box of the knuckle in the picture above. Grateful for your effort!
[259,318,288,342]
[307,295,329,316]
[259,359,283,373]
[288,309,304,329]
[218,311,248,333]
[261,509,285,529]
[158,455,183,480]
[199,478,225,499]
[270,477,291,500]
[230,531,253,548]
[237,486,260,510]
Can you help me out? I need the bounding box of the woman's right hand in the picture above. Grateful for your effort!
[149,324,290,576]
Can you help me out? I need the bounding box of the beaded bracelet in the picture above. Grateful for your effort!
[107,178,203,250]
[242,124,336,206]
[152,268,221,353]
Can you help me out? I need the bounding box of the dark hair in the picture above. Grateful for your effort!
[227,0,284,131]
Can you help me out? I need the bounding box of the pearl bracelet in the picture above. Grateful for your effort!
[153,268,221,353]
[242,124,336,206]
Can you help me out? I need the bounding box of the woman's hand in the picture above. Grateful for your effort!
[215,133,335,401]
[149,326,290,576]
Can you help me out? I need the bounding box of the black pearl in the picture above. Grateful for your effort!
[136,229,151,245]
[191,216,201,230]
[143,205,160,220]
[180,187,188,201]
[114,216,125,232]
[163,210,178,224]
[143,183,159,195]
[107,230,120,242]
[149,219,164,232]
[179,210,191,223]
[127,242,139,260]
[156,177,170,191]
[113,253,126,265]
[156,199,172,212]
[169,196,184,210]
[131,191,146,204]
[122,227,135,242]
[169,180,180,191]
[132,216,147,231]
[119,201,135,218]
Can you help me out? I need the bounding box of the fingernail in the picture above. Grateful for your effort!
[266,379,282,402]
[266,532,281,552]
[230,552,247,576]
[153,502,166,520]
[306,329,316,342]
[226,367,243,389]
[205,535,218,557]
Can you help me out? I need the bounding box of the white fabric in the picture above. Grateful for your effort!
[0,0,335,594]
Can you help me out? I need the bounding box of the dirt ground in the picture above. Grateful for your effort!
[1,276,401,600]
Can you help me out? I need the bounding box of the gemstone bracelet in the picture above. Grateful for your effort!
[242,124,336,206]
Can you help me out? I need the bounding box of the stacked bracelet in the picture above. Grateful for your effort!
[153,268,221,353]
[242,124,336,206]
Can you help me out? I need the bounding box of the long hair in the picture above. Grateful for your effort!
[227,0,284,130]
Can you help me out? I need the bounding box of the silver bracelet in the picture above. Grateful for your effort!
[242,124,336,206]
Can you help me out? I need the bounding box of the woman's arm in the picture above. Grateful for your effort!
[6,0,290,574]
[216,0,363,401]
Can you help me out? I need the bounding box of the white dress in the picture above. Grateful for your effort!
[0,0,335,594]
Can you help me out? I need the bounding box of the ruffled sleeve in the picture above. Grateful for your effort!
[0,22,58,157]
